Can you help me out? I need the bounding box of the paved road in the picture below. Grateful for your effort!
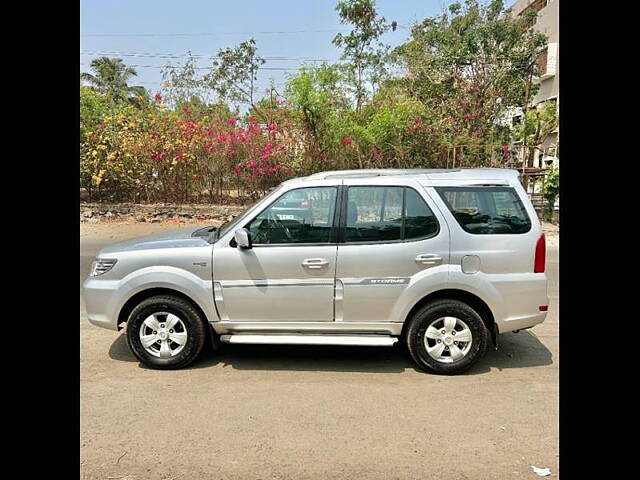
[80,223,559,480]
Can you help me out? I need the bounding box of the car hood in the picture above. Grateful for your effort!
[98,225,216,255]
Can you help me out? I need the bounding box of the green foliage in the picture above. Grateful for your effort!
[80,57,147,107]
[80,0,556,204]
[393,0,547,148]
[205,39,266,109]
[332,0,390,111]
[541,167,559,221]
[80,86,110,143]
[513,100,558,146]
[161,53,212,109]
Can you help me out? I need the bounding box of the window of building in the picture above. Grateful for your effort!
[536,47,548,76]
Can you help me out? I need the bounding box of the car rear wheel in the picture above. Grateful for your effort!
[126,295,207,369]
[406,299,487,375]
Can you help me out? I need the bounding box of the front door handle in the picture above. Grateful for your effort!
[302,258,329,269]
[415,254,443,266]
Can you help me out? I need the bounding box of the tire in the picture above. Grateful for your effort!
[405,299,488,375]
[126,295,208,370]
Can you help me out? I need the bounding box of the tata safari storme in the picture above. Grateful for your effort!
[83,168,548,374]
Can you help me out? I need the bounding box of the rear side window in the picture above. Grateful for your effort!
[345,186,403,242]
[435,187,531,234]
[344,186,439,243]
[404,188,439,240]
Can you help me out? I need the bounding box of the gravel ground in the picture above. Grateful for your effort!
[80,222,559,480]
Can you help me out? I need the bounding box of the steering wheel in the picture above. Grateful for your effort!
[266,210,293,242]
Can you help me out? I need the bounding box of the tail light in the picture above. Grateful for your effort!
[300,199,312,208]
[534,234,546,273]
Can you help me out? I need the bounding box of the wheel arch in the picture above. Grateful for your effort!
[117,287,209,331]
[401,289,496,340]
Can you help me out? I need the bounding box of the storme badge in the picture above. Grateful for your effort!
[360,278,410,285]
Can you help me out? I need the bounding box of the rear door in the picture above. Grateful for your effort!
[334,179,450,323]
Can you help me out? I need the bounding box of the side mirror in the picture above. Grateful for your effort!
[234,228,252,249]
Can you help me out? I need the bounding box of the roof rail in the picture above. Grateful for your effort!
[305,168,461,180]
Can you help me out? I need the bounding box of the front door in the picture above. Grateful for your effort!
[335,181,450,322]
[212,185,339,322]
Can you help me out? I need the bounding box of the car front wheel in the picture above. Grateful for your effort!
[126,295,207,369]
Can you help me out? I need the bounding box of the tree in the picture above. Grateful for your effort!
[512,100,558,166]
[332,0,390,112]
[285,63,350,165]
[80,86,110,143]
[541,166,559,222]
[205,39,266,112]
[161,53,212,110]
[393,0,547,160]
[80,57,147,106]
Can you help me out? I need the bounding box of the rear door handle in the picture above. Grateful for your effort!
[415,254,443,266]
[302,258,329,269]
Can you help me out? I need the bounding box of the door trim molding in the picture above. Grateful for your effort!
[219,279,334,288]
[334,279,344,321]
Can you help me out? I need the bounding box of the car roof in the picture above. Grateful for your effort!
[281,168,520,187]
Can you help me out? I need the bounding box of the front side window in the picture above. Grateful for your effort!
[247,187,337,244]
[344,186,439,243]
[435,186,531,234]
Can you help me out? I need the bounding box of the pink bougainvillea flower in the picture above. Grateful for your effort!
[154,153,164,161]
[342,137,353,145]
[412,117,421,124]
[233,166,242,176]
[284,169,293,175]
[463,113,473,120]
[274,164,283,170]
[98,123,106,129]
[228,118,238,126]
[154,93,162,101]
[267,123,277,131]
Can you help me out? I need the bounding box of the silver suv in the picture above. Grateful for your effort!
[83,168,548,374]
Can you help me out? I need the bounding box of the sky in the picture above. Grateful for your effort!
[80,0,454,99]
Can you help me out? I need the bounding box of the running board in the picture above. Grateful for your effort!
[219,334,398,347]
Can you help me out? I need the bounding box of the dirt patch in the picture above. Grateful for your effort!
[80,202,247,225]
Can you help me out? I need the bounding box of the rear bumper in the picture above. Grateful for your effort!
[488,272,548,334]
[497,310,547,333]
[83,278,120,331]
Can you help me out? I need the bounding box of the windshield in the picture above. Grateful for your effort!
[215,186,283,240]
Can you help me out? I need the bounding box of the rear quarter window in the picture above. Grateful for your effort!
[435,186,531,234]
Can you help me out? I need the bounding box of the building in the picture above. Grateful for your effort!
[508,0,559,169]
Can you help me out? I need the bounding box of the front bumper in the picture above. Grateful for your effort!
[83,278,120,331]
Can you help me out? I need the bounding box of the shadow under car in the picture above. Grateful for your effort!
[108,329,552,374]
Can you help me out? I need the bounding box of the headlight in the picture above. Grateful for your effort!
[90,258,118,276]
